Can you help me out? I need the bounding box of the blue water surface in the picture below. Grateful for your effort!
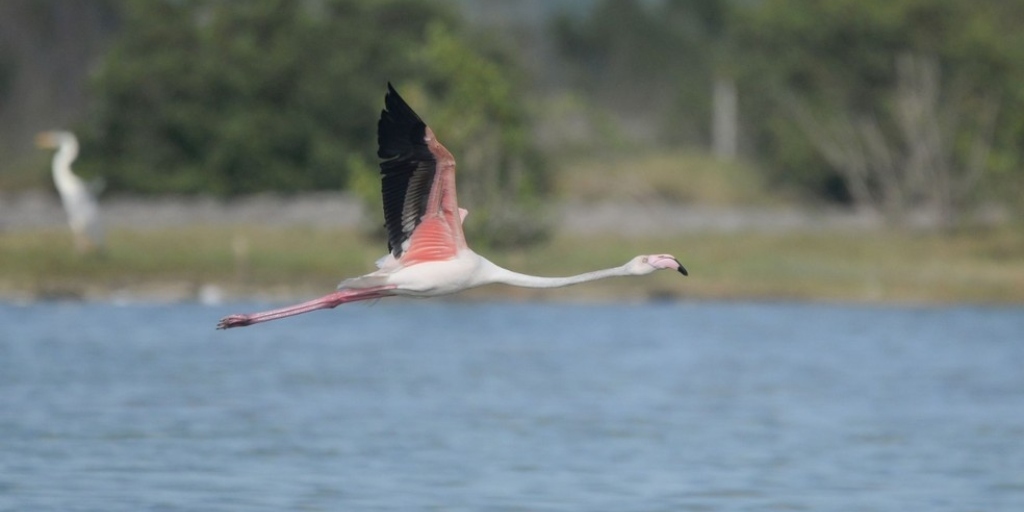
[1,300,1022,511]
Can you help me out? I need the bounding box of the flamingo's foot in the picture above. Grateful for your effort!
[217,314,252,330]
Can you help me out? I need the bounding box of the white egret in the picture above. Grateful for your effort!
[36,131,104,252]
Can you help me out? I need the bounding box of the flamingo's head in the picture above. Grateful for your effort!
[627,254,688,276]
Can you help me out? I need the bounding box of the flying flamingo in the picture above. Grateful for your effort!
[217,83,686,329]
[36,130,104,253]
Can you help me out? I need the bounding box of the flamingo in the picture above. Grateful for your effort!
[217,83,686,329]
[36,130,104,253]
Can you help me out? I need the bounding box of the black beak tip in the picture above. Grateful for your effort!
[676,260,688,276]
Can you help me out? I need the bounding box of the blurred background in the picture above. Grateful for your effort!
[1,0,1023,302]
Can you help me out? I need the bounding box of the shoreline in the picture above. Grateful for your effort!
[2,192,1021,306]
[5,283,1019,309]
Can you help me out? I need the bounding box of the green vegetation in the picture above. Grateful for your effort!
[82,0,542,200]
[76,0,548,247]
[5,0,1024,228]
[84,0,447,195]
[554,150,781,206]
[732,0,1024,222]
[552,0,1024,223]
[3,225,1022,304]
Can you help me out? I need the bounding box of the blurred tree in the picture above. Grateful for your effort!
[350,23,551,247]
[81,0,549,242]
[552,0,736,150]
[734,0,1024,224]
[0,0,117,181]
[84,0,449,195]
[416,23,550,247]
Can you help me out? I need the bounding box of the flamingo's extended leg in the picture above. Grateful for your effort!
[217,286,395,329]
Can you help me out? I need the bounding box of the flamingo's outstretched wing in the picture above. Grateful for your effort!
[377,83,465,264]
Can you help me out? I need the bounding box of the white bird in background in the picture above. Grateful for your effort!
[36,130,104,253]
[217,83,687,329]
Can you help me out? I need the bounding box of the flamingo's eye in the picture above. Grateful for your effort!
[641,256,648,263]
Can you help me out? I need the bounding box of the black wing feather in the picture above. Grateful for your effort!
[378,82,436,258]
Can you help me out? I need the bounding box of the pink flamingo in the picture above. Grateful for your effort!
[217,84,686,329]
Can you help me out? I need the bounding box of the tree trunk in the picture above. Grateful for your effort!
[712,75,738,160]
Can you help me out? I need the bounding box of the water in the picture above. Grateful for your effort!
[1,300,1022,511]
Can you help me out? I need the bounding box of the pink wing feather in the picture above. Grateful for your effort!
[377,83,467,265]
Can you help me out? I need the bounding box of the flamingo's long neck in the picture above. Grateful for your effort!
[479,260,632,289]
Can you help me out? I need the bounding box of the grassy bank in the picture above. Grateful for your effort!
[2,225,1023,305]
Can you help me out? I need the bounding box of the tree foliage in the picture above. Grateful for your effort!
[412,24,550,247]
[550,0,1024,223]
[349,22,551,247]
[7,0,1024,228]
[552,0,733,146]
[81,0,545,216]
[0,0,117,175]
[733,0,1024,221]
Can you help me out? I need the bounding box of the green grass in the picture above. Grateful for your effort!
[3,225,1023,304]
[480,227,1024,304]
[554,150,785,205]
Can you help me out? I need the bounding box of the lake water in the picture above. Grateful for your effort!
[1,300,1022,511]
